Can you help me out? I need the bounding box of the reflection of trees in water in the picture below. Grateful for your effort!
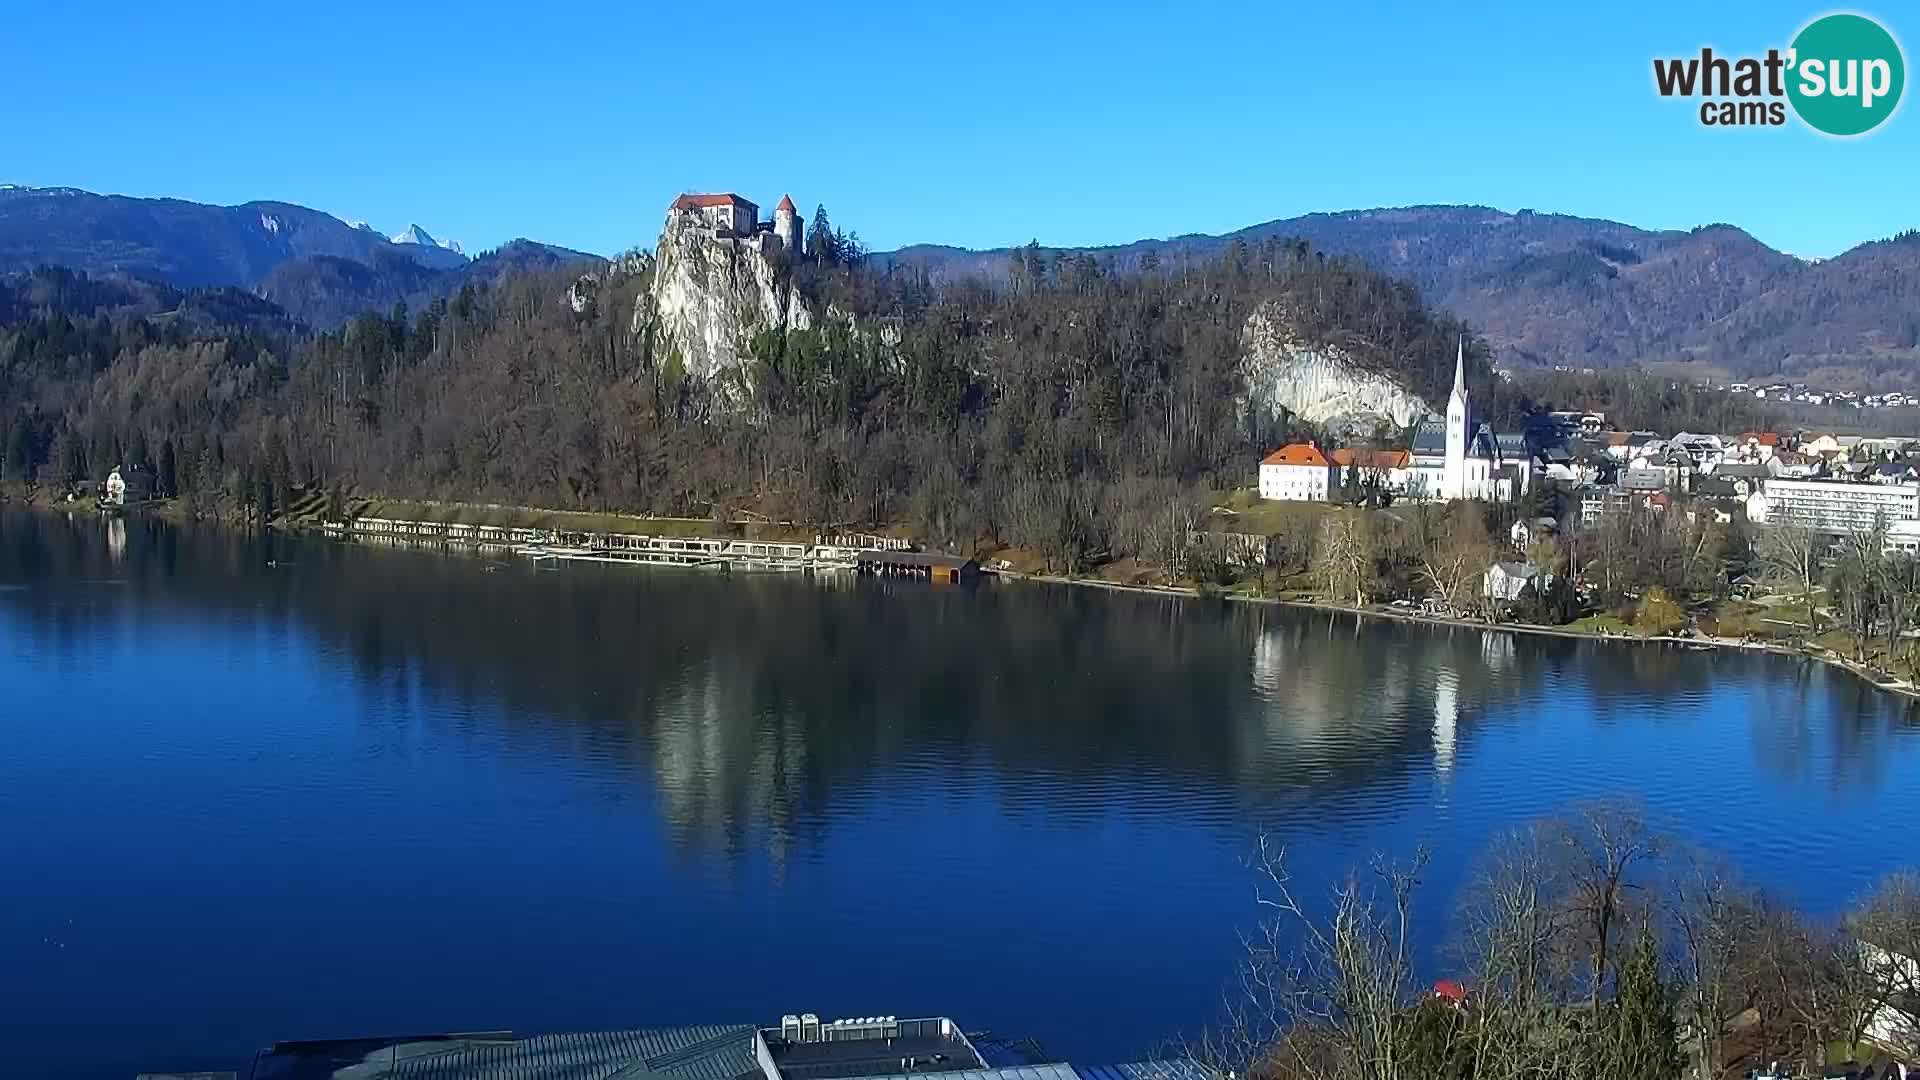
[5,512,1915,858]
[1740,663,1920,792]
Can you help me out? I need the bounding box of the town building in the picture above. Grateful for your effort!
[1259,443,1333,501]
[1748,478,1920,534]
[1801,433,1847,459]
[1580,484,1670,526]
[1484,560,1552,603]
[1771,451,1821,478]
[1870,460,1920,485]
[1712,459,1778,482]
[1730,432,1783,463]
[1669,432,1726,472]
[1884,520,1920,555]
[1329,447,1413,492]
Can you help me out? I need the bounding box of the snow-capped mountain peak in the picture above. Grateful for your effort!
[389,223,466,256]
[392,224,439,248]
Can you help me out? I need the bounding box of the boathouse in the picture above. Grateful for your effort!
[854,551,981,584]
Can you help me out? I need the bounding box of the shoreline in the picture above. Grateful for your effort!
[12,491,1916,704]
[1001,570,1920,703]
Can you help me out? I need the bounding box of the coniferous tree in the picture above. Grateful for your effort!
[808,205,835,264]
[1604,930,1683,1080]
[2,414,29,483]
[157,438,178,498]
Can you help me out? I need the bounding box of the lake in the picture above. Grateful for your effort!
[2,510,1916,1078]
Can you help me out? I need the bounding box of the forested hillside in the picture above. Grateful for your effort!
[257,239,602,328]
[886,206,1920,384]
[2,238,1522,569]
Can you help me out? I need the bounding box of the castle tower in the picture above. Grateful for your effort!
[773,194,800,258]
[1443,338,1469,500]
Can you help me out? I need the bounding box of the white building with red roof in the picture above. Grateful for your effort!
[668,191,803,258]
[1259,443,1334,501]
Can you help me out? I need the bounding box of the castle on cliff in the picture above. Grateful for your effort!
[668,192,802,258]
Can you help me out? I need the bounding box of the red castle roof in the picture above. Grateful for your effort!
[670,192,756,211]
[777,194,796,213]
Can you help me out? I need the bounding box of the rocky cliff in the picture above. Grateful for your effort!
[643,211,810,403]
[1241,302,1433,437]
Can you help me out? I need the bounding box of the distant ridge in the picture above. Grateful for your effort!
[881,204,1920,382]
[0,185,601,328]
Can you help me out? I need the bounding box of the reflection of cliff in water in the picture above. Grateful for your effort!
[5,511,1914,856]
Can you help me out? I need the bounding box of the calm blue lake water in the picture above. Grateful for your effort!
[2,510,1917,1078]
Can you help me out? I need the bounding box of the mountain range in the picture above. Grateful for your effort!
[885,206,1920,387]
[0,185,598,329]
[4,185,1915,387]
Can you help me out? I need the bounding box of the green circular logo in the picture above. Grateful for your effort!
[1787,13,1906,136]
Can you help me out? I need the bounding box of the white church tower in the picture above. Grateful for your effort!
[1443,338,1469,500]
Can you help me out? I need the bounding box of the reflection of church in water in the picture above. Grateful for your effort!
[1249,622,1485,780]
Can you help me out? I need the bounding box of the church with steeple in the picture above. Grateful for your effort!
[1407,340,1531,502]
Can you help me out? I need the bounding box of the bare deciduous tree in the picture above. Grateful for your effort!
[1191,836,1430,1080]
[1756,523,1824,638]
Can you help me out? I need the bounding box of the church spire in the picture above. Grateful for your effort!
[1452,337,1466,399]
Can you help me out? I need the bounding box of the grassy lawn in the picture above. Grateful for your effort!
[1567,613,1634,635]
[1211,489,1338,536]
[1700,599,1801,642]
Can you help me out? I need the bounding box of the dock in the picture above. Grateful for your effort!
[320,517,949,576]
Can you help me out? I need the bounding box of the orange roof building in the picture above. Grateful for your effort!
[1330,448,1411,470]
[1262,444,1330,467]
[1259,443,1334,502]
[669,192,760,237]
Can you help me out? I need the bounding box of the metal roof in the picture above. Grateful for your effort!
[852,1066,1080,1080]
[355,1024,757,1080]
[1074,1063,1215,1080]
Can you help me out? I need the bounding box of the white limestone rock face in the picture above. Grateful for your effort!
[1242,302,1432,436]
[642,210,810,405]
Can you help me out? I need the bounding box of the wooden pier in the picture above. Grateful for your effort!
[322,517,934,575]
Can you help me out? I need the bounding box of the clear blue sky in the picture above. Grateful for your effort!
[8,0,1913,258]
